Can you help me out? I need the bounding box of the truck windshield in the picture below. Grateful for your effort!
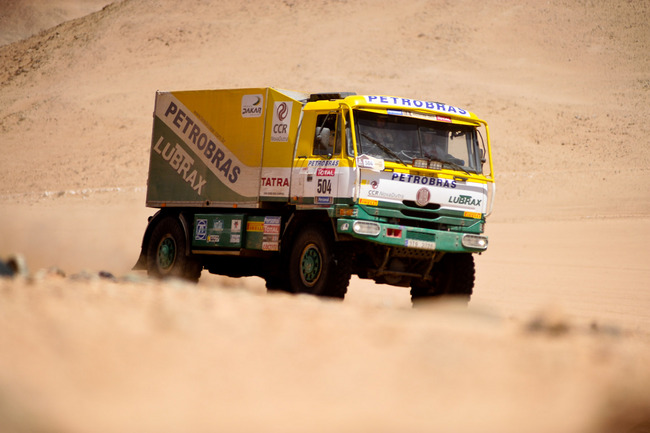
[353,110,483,174]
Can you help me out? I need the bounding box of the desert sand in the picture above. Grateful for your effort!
[1,1,649,432]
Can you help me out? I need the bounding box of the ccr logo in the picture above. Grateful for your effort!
[276,102,288,121]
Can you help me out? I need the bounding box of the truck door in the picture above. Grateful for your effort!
[292,111,347,206]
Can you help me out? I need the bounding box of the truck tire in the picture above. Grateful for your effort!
[410,253,474,304]
[288,225,351,298]
[146,216,202,282]
[265,272,290,293]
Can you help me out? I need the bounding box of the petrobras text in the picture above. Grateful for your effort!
[365,96,470,117]
[391,172,457,189]
[162,100,240,184]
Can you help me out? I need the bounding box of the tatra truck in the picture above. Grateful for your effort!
[134,88,495,303]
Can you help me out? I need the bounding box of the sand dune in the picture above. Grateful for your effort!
[1,1,649,432]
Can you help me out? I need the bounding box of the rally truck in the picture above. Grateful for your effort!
[134,88,495,303]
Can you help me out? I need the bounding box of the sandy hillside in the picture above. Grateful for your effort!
[1,0,650,432]
[0,0,112,47]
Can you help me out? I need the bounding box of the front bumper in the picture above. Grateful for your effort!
[336,218,488,253]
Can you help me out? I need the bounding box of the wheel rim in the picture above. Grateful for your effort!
[300,243,322,287]
[157,236,176,271]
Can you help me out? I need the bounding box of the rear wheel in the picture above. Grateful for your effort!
[288,225,351,298]
[411,253,474,305]
[146,216,202,282]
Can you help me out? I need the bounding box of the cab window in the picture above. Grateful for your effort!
[313,113,339,156]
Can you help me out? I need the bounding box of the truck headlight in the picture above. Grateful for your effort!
[462,234,488,249]
[353,221,381,236]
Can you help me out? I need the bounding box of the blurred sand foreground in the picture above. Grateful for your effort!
[1,1,649,432]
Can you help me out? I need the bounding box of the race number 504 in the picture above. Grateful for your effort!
[317,179,332,194]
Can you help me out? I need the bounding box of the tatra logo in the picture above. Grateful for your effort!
[449,195,482,207]
[261,177,289,187]
[416,188,430,207]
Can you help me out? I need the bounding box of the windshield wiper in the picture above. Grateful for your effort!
[360,133,407,166]
[441,159,470,175]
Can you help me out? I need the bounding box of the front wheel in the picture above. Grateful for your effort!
[146,216,202,282]
[288,225,351,298]
[411,253,474,305]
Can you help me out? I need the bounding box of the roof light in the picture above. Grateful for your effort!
[413,158,428,169]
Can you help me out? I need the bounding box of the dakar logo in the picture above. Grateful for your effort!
[241,94,263,118]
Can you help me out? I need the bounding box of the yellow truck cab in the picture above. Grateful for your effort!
[135,88,495,303]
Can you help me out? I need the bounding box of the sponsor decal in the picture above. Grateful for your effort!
[316,196,333,204]
[449,195,482,207]
[316,168,335,177]
[464,211,482,219]
[261,177,289,187]
[161,100,241,185]
[436,115,452,122]
[195,219,207,240]
[367,190,404,200]
[341,222,350,231]
[231,219,242,232]
[365,95,470,117]
[359,198,378,206]
[263,216,281,234]
[387,109,403,116]
[246,221,264,232]
[391,172,457,188]
[153,138,207,195]
[271,101,292,142]
[241,94,263,118]
[415,188,430,207]
[230,234,241,243]
[264,216,281,225]
[262,242,279,251]
[213,220,224,231]
[308,160,340,167]
[371,180,378,189]
[263,216,280,251]
[357,154,384,171]
[207,234,220,243]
